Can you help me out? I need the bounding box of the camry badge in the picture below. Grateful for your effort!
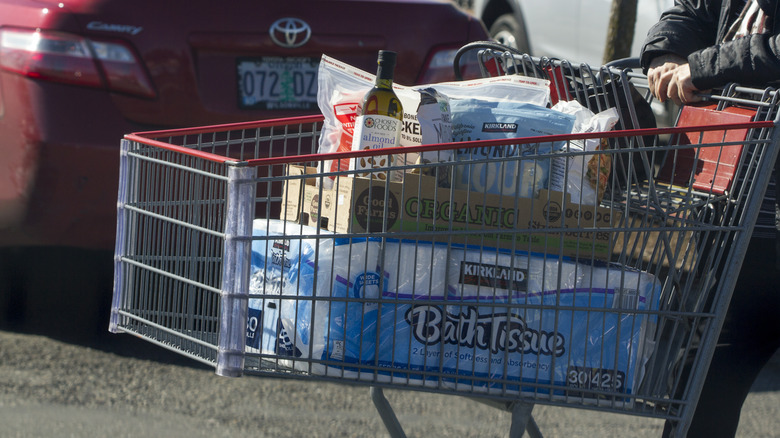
[269,18,311,48]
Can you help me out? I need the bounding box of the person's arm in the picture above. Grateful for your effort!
[640,0,724,104]
[689,31,780,90]
[640,0,723,71]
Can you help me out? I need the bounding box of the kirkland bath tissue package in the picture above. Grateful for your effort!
[314,237,385,373]
[375,240,661,402]
[247,220,660,401]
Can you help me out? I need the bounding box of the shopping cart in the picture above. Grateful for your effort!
[109,48,780,437]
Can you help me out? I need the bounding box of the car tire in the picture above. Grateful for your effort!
[489,13,530,55]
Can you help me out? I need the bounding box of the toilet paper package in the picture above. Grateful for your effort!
[312,237,385,376]
[374,241,660,402]
[246,220,333,366]
[247,220,388,378]
[247,220,659,402]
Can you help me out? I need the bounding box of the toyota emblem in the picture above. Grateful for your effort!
[269,18,311,48]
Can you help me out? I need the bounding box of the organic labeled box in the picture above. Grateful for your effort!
[282,165,619,261]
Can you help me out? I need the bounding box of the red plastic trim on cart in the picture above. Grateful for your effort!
[123,114,325,163]
[242,121,773,167]
[122,118,773,167]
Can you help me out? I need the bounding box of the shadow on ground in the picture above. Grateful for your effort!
[0,246,209,369]
[2,245,778,389]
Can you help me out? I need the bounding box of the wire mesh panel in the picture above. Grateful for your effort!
[110,116,323,367]
[110,61,779,437]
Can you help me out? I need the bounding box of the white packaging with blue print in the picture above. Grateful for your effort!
[450,99,576,198]
[248,220,660,404]
[246,219,333,370]
[376,241,661,404]
[248,219,387,378]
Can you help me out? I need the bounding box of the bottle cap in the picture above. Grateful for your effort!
[377,50,397,67]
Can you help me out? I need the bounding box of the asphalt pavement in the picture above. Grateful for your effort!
[1,328,779,438]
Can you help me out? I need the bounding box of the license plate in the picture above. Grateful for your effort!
[237,57,319,110]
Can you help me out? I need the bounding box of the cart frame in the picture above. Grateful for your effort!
[110,56,780,437]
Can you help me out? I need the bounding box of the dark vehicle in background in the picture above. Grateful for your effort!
[0,0,488,335]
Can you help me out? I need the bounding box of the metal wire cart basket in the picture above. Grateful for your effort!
[110,48,780,437]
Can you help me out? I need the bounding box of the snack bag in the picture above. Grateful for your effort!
[416,87,453,187]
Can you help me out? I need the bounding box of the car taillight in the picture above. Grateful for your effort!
[0,27,155,98]
[417,46,483,84]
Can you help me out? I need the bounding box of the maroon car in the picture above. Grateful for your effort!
[0,0,488,252]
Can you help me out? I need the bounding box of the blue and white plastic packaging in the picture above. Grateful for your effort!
[450,99,576,197]
[376,242,660,402]
[248,220,660,403]
[248,220,388,378]
[246,220,333,369]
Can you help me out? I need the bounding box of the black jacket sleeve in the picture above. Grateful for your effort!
[640,0,723,66]
[690,29,780,89]
[640,0,780,89]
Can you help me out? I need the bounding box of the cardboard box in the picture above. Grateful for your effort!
[612,212,697,272]
[282,165,337,228]
[282,166,619,261]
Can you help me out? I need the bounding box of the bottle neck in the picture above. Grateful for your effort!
[375,65,394,89]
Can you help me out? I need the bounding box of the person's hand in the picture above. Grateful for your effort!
[665,63,704,105]
[647,54,686,101]
[647,54,704,105]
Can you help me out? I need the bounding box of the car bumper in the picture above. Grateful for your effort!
[0,76,145,250]
[0,141,121,249]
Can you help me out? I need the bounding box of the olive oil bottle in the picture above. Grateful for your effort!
[351,50,403,180]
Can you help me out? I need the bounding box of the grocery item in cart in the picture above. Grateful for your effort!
[377,240,660,403]
[549,101,620,205]
[248,219,660,402]
[246,220,333,366]
[417,88,452,146]
[450,98,576,197]
[415,88,454,187]
[316,55,550,183]
[316,237,385,373]
[248,219,385,377]
[282,165,618,261]
[350,51,404,182]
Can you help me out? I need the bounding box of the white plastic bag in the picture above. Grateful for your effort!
[549,101,620,205]
[316,55,551,186]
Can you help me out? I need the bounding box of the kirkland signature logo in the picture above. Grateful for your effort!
[482,122,518,133]
[459,261,527,291]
